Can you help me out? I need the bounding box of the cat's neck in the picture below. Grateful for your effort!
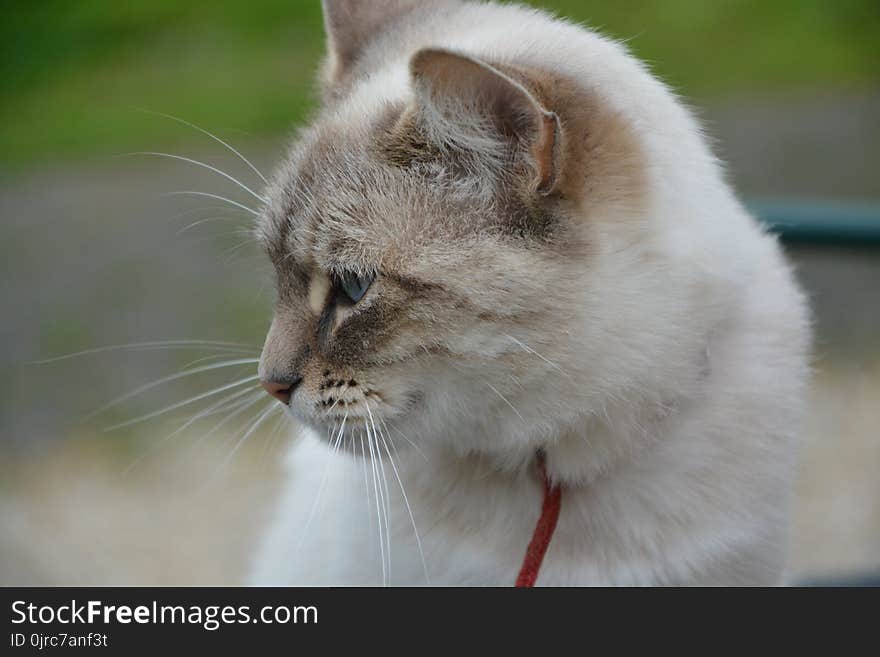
[412,392,681,490]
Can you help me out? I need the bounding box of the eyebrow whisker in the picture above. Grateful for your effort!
[87,357,259,420]
[130,151,267,203]
[135,108,270,186]
[103,373,261,431]
[163,191,259,217]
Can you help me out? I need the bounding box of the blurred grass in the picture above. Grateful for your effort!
[2,0,878,171]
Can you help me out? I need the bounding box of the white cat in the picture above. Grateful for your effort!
[249,0,810,586]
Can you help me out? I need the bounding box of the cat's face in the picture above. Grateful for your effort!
[257,98,569,447]
[257,52,576,448]
[256,3,650,454]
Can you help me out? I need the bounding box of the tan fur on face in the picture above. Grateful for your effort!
[308,271,331,315]
[257,38,653,436]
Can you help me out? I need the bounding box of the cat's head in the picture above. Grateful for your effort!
[257,0,696,457]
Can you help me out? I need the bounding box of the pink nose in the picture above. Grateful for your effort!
[260,377,301,405]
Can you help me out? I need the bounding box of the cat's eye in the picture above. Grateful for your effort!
[337,271,374,304]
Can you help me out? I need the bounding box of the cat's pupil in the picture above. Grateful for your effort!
[337,271,373,304]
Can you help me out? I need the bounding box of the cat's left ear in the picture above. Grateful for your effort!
[321,0,421,88]
[410,48,562,195]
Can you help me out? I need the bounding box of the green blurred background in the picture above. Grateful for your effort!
[3,0,879,169]
[1,1,878,584]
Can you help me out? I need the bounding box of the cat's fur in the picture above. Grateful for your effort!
[250,0,810,585]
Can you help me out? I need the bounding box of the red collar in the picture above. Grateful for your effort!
[515,451,562,587]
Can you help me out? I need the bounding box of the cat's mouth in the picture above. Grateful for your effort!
[298,389,423,451]
[316,386,387,414]
[315,388,420,422]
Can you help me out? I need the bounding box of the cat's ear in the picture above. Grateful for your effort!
[410,48,562,195]
[321,0,421,87]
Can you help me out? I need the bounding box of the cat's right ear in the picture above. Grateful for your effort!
[321,0,422,92]
[409,48,562,195]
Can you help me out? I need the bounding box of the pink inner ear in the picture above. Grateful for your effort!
[532,111,559,194]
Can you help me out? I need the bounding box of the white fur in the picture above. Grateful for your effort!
[250,2,810,586]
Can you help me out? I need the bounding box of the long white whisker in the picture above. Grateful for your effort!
[88,358,259,419]
[136,108,270,185]
[186,389,267,454]
[178,352,255,371]
[365,423,387,586]
[503,333,569,377]
[297,413,348,551]
[323,384,351,414]
[169,383,261,432]
[163,191,258,217]
[122,384,260,475]
[164,204,234,224]
[485,382,526,424]
[369,405,430,585]
[222,237,258,262]
[358,431,375,574]
[31,340,258,364]
[332,414,348,459]
[103,373,260,431]
[364,421,391,586]
[218,401,282,469]
[177,213,247,235]
[259,411,289,472]
[377,429,430,585]
[375,428,393,585]
[367,409,395,584]
[197,399,278,491]
[131,152,267,203]
[382,419,429,463]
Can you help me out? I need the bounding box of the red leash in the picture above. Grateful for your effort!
[515,452,562,587]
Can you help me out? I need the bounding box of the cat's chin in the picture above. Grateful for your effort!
[290,390,424,453]
[303,418,417,457]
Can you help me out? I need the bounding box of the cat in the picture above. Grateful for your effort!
[249,0,811,586]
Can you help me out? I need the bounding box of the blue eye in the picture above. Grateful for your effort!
[337,271,374,304]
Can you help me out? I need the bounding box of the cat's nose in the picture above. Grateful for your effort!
[260,376,302,405]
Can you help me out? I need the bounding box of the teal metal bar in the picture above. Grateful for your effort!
[749,199,880,245]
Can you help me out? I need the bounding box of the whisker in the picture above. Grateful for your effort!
[259,410,290,473]
[381,419,429,463]
[164,204,242,224]
[365,420,389,586]
[102,373,260,431]
[368,403,428,584]
[135,108,270,185]
[374,417,430,585]
[177,213,248,235]
[30,340,258,365]
[163,191,259,217]
[186,389,267,455]
[88,358,259,420]
[296,413,347,552]
[217,400,282,470]
[485,382,527,424]
[177,352,256,371]
[130,152,267,203]
[374,428,393,584]
[122,384,261,475]
[323,384,351,414]
[358,430,375,573]
[503,333,569,377]
[169,383,262,431]
[197,399,279,491]
[222,237,259,262]
[363,425,381,583]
